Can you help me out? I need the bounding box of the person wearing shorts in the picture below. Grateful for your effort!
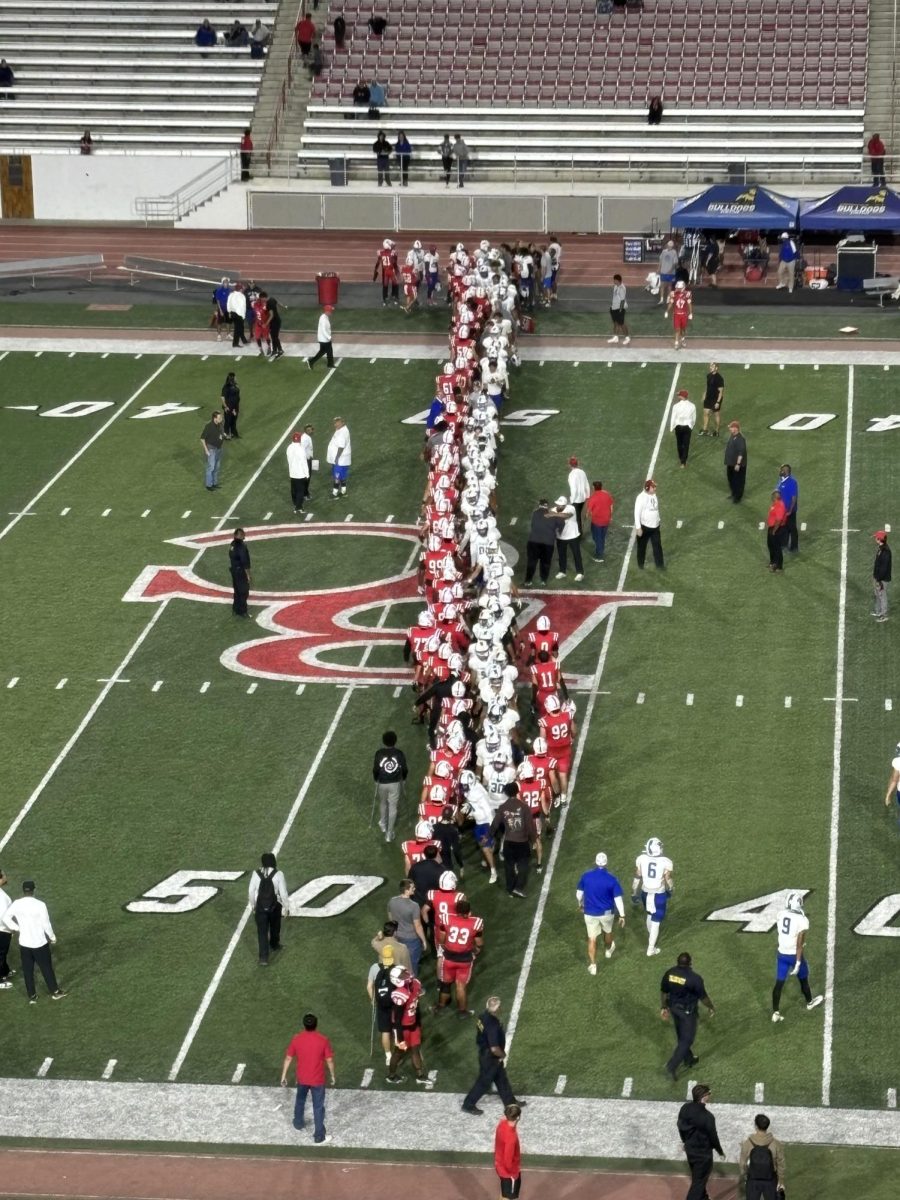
[701,362,725,436]
[495,1104,523,1199]
[576,852,626,974]
[608,273,630,345]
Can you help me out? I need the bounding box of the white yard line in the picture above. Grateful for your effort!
[168,536,420,1081]
[0,356,174,543]
[822,364,853,1108]
[505,363,681,1058]
[0,368,339,857]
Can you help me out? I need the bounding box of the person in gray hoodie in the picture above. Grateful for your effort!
[739,1113,786,1200]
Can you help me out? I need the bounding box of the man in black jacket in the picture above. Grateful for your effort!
[373,730,408,842]
[724,420,748,502]
[490,783,536,898]
[523,499,564,586]
[677,1083,725,1200]
[229,528,251,617]
[873,530,892,622]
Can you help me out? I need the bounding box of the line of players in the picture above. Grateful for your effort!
[378,246,574,1084]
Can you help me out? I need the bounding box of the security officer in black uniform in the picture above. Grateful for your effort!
[661,951,715,1081]
[461,995,523,1115]
[229,527,251,617]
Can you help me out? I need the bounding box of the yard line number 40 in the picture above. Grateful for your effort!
[126,870,382,917]
[707,889,900,937]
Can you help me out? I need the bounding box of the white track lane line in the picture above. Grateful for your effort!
[0,368,339,857]
[822,364,853,1107]
[0,356,174,543]
[505,363,682,1059]
[168,536,420,1081]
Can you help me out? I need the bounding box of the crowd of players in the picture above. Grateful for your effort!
[376,237,577,1085]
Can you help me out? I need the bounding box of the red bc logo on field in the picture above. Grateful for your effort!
[124,523,672,686]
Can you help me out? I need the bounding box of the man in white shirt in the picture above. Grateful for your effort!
[3,880,66,1003]
[634,479,664,570]
[567,457,591,533]
[553,496,584,582]
[306,304,335,370]
[669,388,697,469]
[227,283,249,348]
[0,868,13,988]
[248,852,291,966]
[326,416,351,498]
[286,431,310,512]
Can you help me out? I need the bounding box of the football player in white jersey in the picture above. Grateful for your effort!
[771,891,824,1022]
[459,770,498,882]
[631,837,674,956]
[884,740,900,822]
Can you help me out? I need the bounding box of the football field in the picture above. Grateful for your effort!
[1,341,899,1134]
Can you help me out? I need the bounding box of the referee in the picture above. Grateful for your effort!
[661,951,715,1081]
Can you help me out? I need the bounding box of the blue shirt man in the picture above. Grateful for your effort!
[777,464,799,552]
[576,852,625,975]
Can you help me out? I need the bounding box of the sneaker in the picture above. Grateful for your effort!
[512,889,526,898]
[29,997,37,1005]
[489,869,497,884]
[772,1011,784,1023]
[340,487,347,496]
[462,1104,484,1115]
[385,1074,405,1084]
[698,430,707,437]
[555,572,567,579]
[415,1073,429,1085]
[558,792,567,805]
[588,963,598,976]
[574,573,584,582]
[807,995,824,1010]
[305,359,313,370]
[877,615,890,623]
[535,864,543,875]
[312,1136,333,1145]
[622,336,631,345]
[455,1008,474,1019]
[775,283,786,290]
[607,335,619,344]
[593,557,604,563]
[647,947,661,957]
[259,959,269,966]
[605,942,616,959]
[50,990,67,1000]
[0,981,12,989]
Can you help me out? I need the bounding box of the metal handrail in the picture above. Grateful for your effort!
[265,1,308,171]
[134,153,239,221]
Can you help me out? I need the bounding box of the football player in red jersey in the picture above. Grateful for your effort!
[419,759,455,809]
[436,362,457,400]
[402,819,442,872]
[386,965,427,1083]
[523,613,560,664]
[401,259,418,313]
[435,898,483,1015]
[517,760,550,873]
[251,293,271,357]
[666,280,693,350]
[374,238,399,306]
[425,868,467,935]
[538,695,576,804]
[530,649,566,716]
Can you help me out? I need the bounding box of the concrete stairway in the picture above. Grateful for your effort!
[250,2,301,173]
[864,0,899,161]
[256,4,325,176]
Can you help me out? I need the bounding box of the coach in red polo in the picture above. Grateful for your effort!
[280,1012,335,1144]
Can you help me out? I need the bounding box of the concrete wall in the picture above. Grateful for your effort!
[30,155,229,222]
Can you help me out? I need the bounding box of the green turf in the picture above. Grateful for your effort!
[1,350,897,1139]
[0,297,898,340]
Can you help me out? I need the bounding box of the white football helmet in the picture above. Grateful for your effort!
[544,695,561,713]
[458,324,470,339]
[443,361,454,374]
[459,770,476,788]
[451,680,467,698]
[644,837,664,857]
[389,965,409,986]
[383,238,395,249]
[532,736,547,754]
[518,760,535,780]
[675,280,686,291]
[434,760,453,779]
[417,611,434,627]
[415,819,434,840]
[536,615,551,632]
[413,239,423,251]
[786,891,805,914]
[439,870,458,890]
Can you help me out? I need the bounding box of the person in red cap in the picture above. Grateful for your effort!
[494,1104,523,1199]
[634,479,664,570]
[873,531,892,622]
[286,431,311,513]
[306,305,335,370]
[669,389,696,469]
[566,456,590,533]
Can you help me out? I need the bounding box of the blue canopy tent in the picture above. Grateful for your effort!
[799,185,900,230]
[671,184,800,229]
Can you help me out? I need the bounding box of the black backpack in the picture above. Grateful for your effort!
[373,965,394,1010]
[255,869,277,913]
[747,1143,776,1181]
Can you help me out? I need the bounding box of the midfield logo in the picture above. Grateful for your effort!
[124,523,673,686]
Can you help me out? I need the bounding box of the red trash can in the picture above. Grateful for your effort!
[316,272,340,307]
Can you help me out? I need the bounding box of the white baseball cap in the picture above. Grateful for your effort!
[595,852,608,867]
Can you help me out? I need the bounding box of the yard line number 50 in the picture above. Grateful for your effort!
[125,870,382,917]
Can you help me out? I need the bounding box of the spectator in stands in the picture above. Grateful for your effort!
[296,13,316,57]
[353,80,371,107]
[368,11,388,36]
[334,14,347,49]
[452,134,471,188]
[0,59,15,101]
[308,43,324,77]
[224,20,249,47]
[373,131,393,186]
[395,132,412,187]
[867,132,887,187]
[658,239,678,306]
[776,232,798,292]
[369,79,386,108]
[439,135,453,186]
[240,129,253,182]
[195,19,217,49]
[80,130,92,155]
[251,20,270,49]
[647,96,663,125]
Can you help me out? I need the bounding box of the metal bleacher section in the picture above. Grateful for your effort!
[296,0,868,183]
[0,0,280,153]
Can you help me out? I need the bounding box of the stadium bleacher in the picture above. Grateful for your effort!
[0,0,273,153]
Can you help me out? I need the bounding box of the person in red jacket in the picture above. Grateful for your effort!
[240,128,253,181]
[295,14,316,55]
[867,132,887,188]
[494,1104,523,1198]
